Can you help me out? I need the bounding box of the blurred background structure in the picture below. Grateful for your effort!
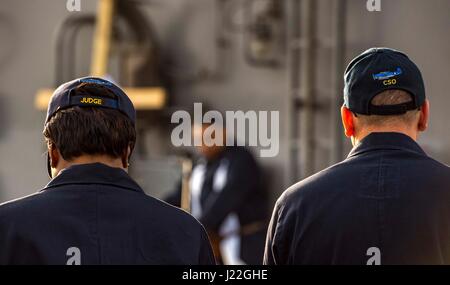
[0,0,449,205]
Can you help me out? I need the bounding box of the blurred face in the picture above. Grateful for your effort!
[193,123,225,159]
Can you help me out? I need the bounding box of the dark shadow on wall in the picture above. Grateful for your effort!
[0,177,3,202]
[0,13,16,202]
[0,95,9,141]
[0,13,16,72]
[0,95,9,202]
[0,95,8,202]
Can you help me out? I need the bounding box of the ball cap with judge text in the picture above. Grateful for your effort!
[45,77,136,178]
[45,77,136,125]
[344,47,426,115]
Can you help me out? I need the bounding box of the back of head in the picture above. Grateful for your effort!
[44,108,136,163]
[356,89,421,128]
[343,48,428,141]
[44,78,137,176]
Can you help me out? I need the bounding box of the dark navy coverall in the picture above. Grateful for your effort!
[265,133,450,265]
[0,163,215,265]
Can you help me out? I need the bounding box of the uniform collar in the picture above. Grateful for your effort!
[347,132,427,158]
[41,163,144,193]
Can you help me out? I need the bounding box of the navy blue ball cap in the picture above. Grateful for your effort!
[344,47,426,115]
[45,76,136,125]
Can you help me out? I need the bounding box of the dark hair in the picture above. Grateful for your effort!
[43,84,136,161]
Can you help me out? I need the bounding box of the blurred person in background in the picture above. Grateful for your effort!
[167,121,269,264]
[265,48,450,265]
[0,77,215,265]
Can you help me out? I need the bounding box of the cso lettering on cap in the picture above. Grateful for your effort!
[344,48,426,116]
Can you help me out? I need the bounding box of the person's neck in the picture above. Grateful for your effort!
[54,155,126,177]
[205,146,226,161]
[353,127,418,146]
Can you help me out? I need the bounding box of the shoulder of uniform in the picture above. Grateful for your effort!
[0,192,43,222]
[0,192,43,209]
[138,195,208,246]
[420,156,450,182]
[140,195,204,229]
[277,161,348,208]
[423,155,450,170]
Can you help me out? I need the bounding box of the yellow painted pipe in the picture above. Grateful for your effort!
[90,0,115,77]
[35,88,167,110]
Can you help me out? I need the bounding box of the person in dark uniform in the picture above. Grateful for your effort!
[0,77,215,265]
[167,122,269,265]
[264,48,450,265]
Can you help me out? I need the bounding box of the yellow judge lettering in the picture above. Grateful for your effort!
[80,97,102,105]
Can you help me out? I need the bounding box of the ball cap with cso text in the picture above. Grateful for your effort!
[344,47,426,115]
[45,77,136,125]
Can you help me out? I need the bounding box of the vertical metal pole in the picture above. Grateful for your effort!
[330,0,347,164]
[299,0,317,178]
[286,0,301,184]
